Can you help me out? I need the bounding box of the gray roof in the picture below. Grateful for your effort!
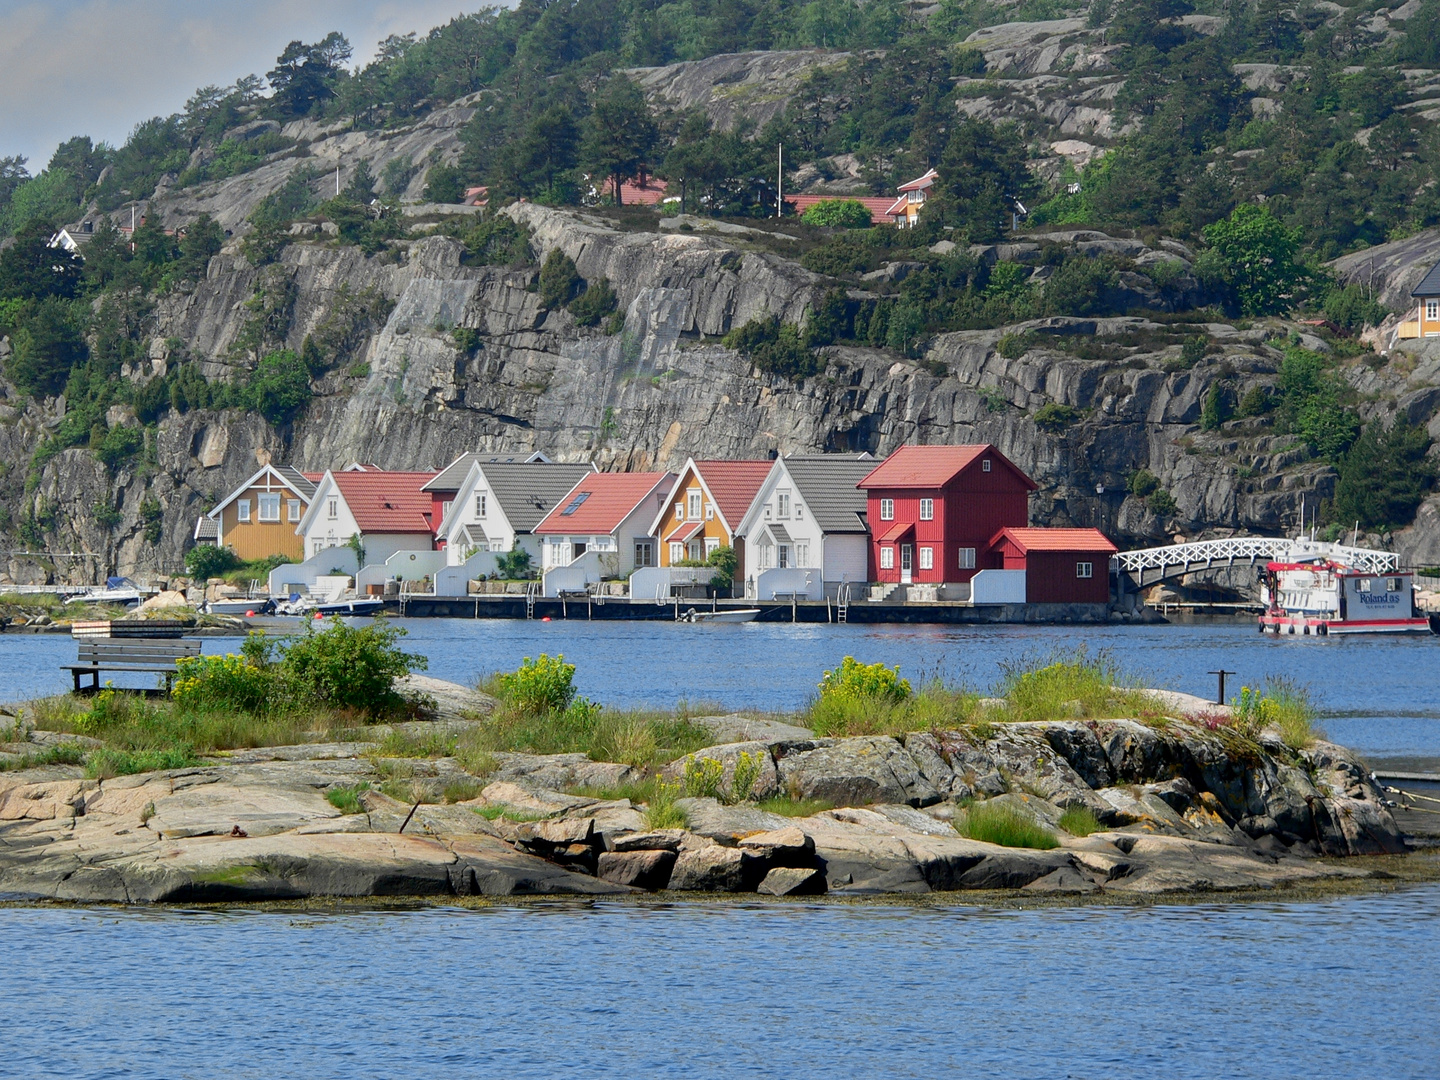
[423,450,552,491]
[767,524,793,544]
[193,516,218,542]
[482,462,597,532]
[783,454,875,534]
[1413,262,1440,298]
[274,465,317,499]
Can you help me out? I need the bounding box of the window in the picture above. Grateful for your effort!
[635,541,654,567]
[441,500,452,521]
[919,546,933,570]
[313,540,323,556]
[880,546,894,569]
[675,503,684,521]
[880,498,894,521]
[1358,578,1372,593]
[287,499,301,523]
[796,542,809,566]
[705,506,714,520]
[982,459,992,472]
[919,498,933,521]
[777,491,790,518]
[560,491,590,516]
[778,544,790,568]
[1076,562,1093,579]
[258,494,280,522]
[669,541,684,563]
[327,497,338,520]
[1388,577,1403,592]
[958,547,976,569]
[476,492,487,517]
[687,491,702,519]
[1429,299,1439,321]
[795,504,804,519]
[237,499,251,523]
[704,537,719,557]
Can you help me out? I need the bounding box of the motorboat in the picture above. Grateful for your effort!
[64,577,143,608]
[679,607,760,624]
[1258,538,1431,635]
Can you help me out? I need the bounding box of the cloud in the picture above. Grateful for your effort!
[0,0,483,168]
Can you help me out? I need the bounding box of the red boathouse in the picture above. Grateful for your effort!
[988,527,1118,604]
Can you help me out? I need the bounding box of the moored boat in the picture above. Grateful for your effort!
[1258,538,1431,635]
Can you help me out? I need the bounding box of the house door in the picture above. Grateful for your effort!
[900,544,913,584]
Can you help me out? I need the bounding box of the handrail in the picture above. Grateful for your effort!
[1112,536,1400,580]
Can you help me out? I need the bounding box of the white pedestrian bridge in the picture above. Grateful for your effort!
[1111,536,1399,588]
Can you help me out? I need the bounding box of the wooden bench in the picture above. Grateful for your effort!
[62,639,204,694]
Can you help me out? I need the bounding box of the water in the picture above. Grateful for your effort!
[7,620,1440,764]
[1,887,1436,1078]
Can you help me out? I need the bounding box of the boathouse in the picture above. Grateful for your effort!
[988,527,1117,604]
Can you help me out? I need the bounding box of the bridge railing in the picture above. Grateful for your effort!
[1112,536,1400,586]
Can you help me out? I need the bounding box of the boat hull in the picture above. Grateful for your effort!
[1259,614,1433,635]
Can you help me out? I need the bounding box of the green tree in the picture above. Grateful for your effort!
[343,160,377,203]
[185,544,242,579]
[423,162,465,203]
[267,32,352,117]
[246,349,312,424]
[801,199,873,227]
[1277,345,1358,460]
[7,297,87,396]
[1200,204,1307,316]
[500,106,580,199]
[928,118,1032,243]
[1331,419,1435,531]
[178,213,225,281]
[0,220,84,299]
[538,249,582,308]
[581,76,659,205]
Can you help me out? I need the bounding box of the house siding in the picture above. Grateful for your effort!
[995,542,1110,603]
[218,485,306,561]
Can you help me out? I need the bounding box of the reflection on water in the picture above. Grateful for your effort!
[1,887,1437,1079]
[4,619,1440,760]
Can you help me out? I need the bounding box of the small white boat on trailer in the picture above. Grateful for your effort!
[1258,538,1432,635]
[680,607,760,624]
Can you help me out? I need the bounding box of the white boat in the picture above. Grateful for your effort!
[680,607,760,624]
[204,598,262,615]
[64,578,143,607]
[1258,538,1431,635]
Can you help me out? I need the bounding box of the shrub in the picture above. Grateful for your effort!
[538,249,582,309]
[173,653,271,714]
[996,331,1030,359]
[1323,284,1386,333]
[723,315,823,380]
[730,750,762,803]
[1058,806,1102,837]
[1181,335,1208,367]
[492,653,577,715]
[1147,489,1178,517]
[326,782,370,814]
[461,217,533,266]
[185,544,242,580]
[1033,402,1080,431]
[568,276,618,326]
[246,349,312,425]
[1330,418,1435,531]
[494,547,533,579]
[1238,385,1273,417]
[681,753,725,799]
[1127,469,1161,499]
[999,648,1148,722]
[955,801,1059,849]
[644,780,687,829]
[1231,679,1319,749]
[1200,381,1232,431]
[818,657,912,703]
[280,617,425,717]
[93,425,145,469]
[801,199,873,228]
[706,544,737,592]
[1042,255,1118,317]
[1277,345,1359,460]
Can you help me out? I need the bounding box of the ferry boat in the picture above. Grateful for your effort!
[1258,539,1431,635]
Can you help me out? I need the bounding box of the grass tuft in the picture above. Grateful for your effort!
[643,780,687,830]
[85,746,199,779]
[1057,805,1102,837]
[998,647,1153,723]
[803,680,978,737]
[955,801,1060,849]
[326,782,370,814]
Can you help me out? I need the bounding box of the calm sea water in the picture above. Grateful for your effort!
[6,619,1440,763]
[3,888,1437,1079]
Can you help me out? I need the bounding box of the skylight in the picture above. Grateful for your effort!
[560,491,590,515]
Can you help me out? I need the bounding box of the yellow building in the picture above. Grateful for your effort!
[1398,263,1440,340]
[648,459,771,579]
[205,465,321,562]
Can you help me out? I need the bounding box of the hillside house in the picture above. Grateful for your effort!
[1401,262,1440,339]
[736,453,874,598]
[859,444,1035,586]
[535,471,677,576]
[435,459,597,566]
[205,465,322,562]
[988,528,1117,604]
[650,459,771,587]
[885,169,937,229]
[296,470,439,565]
[787,195,903,225]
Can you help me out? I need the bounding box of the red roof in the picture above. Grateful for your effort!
[302,472,324,483]
[535,472,673,535]
[991,527,1117,554]
[787,195,900,225]
[858,445,1037,491]
[691,460,773,528]
[877,520,915,543]
[463,186,489,206]
[332,471,438,534]
[884,195,909,217]
[664,519,706,544]
[611,176,669,206]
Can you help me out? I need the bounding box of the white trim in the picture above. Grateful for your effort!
[207,464,316,520]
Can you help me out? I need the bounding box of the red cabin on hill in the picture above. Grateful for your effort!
[989,527,1117,604]
[858,445,1035,585]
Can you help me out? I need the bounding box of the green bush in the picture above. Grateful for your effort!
[1180,335,1208,367]
[86,746,199,779]
[706,544,737,592]
[818,656,912,703]
[568,276,618,327]
[1200,381,1232,431]
[1042,255,1118,317]
[801,199,873,228]
[1331,418,1435,531]
[493,548,534,579]
[681,753,725,799]
[280,617,425,717]
[1147,489,1178,517]
[93,425,144,469]
[173,653,272,714]
[644,780,687,829]
[185,544,242,579]
[1277,345,1359,460]
[1323,284,1386,333]
[493,653,578,715]
[538,249,582,309]
[955,801,1059,849]
[460,217,533,266]
[723,315,823,380]
[1237,385,1273,417]
[1033,402,1080,431]
[996,331,1031,359]
[998,648,1151,723]
[1127,469,1161,499]
[246,349,312,425]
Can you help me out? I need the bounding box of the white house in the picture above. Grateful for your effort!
[435,459,597,567]
[534,471,676,594]
[736,453,874,598]
[295,469,439,567]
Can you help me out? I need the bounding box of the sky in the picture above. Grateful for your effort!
[0,0,492,170]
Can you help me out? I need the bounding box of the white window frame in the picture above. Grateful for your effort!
[287,499,301,523]
[919,498,933,521]
[795,504,804,519]
[880,546,894,569]
[796,542,809,566]
[313,540,323,556]
[674,503,684,521]
[704,537,719,557]
[327,497,338,520]
[635,541,654,568]
[777,544,790,569]
[983,459,992,472]
[1076,562,1093,579]
[777,491,791,518]
[1428,299,1439,321]
[237,499,251,523]
[705,506,715,520]
[880,498,894,521]
[959,547,976,570]
[919,546,933,570]
[687,490,702,520]
[1387,577,1403,592]
[669,541,684,563]
[258,494,281,522]
[476,492,487,517]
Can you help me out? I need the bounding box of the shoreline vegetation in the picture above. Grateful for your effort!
[0,620,1423,904]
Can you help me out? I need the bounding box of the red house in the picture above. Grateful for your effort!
[858,444,1035,585]
[989,528,1117,604]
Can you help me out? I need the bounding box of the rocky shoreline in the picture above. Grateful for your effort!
[0,680,1424,904]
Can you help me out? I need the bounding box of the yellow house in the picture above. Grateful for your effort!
[648,459,771,577]
[1398,263,1440,340]
[206,465,322,562]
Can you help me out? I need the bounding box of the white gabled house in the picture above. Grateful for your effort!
[435,459,597,566]
[736,453,874,599]
[295,469,439,566]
